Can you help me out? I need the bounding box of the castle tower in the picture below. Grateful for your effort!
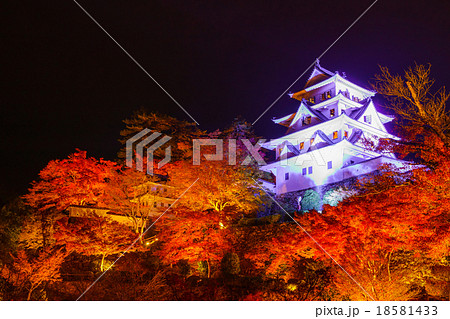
[261,60,408,195]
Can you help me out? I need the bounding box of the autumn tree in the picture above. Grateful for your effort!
[24,150,121,246]
[155,118,266,281]
[17,213,45,251]
[221,116,265,177]
[54,217,140,272]
[167,159,262,216]
[0,247,67,300]
[0,198,30,257]
[103,167,158,240]
[246,162,450,300]
[80,267,171,301]
[155,209,233,278]
[25,150,121,211]
[166,118,265,216]
[118,110,204,166]
[372,64,450,166]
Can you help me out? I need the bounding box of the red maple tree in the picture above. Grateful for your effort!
[1,248,67,300]
[25,150,120,212]
[246,163,450,300]
[23,150,121,246]
[156,209,233,278]
[54,217,140,272]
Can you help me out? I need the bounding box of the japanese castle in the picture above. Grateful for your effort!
[261,60,409,195]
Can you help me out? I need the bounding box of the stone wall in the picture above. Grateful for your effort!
[268,176,360,215]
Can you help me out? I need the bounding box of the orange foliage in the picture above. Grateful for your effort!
[1,248,67,300]
[24,150,120,213]
[246,163,450,300]
[54,217,140,272]
[166,160,262,214]
[156,209,233,278]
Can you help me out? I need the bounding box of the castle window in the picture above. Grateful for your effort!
[344,131,348,139]
[364,115,372,124]
[299,142,304,150]
[310,138,314,145]
[308,166,313,174]
[153,202,157,208]
[327,161,333,169]
[302,168,307,175]
[330,108,335,117]
[304,116,311,125]
[326,91,332,99]
[321,92,326,101]
[333,131,338,139]
[277,145,282,157]
[308,96,315,104]
[285,173,289,180]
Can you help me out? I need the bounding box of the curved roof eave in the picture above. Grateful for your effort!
[262,113,398,150]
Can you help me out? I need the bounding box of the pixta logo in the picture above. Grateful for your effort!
[192,139,266,165]
[126,129,172,175]
[126,129,329,175]
[126,129,268,175]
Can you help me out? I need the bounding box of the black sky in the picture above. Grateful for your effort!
[2,0,449,202]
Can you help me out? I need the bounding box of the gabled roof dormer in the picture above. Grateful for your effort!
[350,99,393,133]
[286,100,328,133]
[309,130,334,150]
[304,59,335,89]
[279,142,300,159]
[272,100,330,134]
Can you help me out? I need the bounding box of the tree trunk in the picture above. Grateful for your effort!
[100,254,106,272]
[207,259,210,278]
[387,250,393,282]
[406,81,426,118]
[27,285,36,301]
[139,221,147,244]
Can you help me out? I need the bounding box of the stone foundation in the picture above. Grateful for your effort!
[264,176,360,215]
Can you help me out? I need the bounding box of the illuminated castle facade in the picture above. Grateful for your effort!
[261,60,408,195]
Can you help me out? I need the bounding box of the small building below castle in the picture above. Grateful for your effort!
[67,181,176,226]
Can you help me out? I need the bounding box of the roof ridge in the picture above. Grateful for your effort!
[313,59,336,77]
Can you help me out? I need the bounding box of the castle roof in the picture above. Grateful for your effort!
[348,98,371,120]
[289,60,375,102]
[304,59,335,88]
[272,100,327,128]
[263,112,398,151]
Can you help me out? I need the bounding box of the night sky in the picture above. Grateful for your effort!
[2,0,449,202]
